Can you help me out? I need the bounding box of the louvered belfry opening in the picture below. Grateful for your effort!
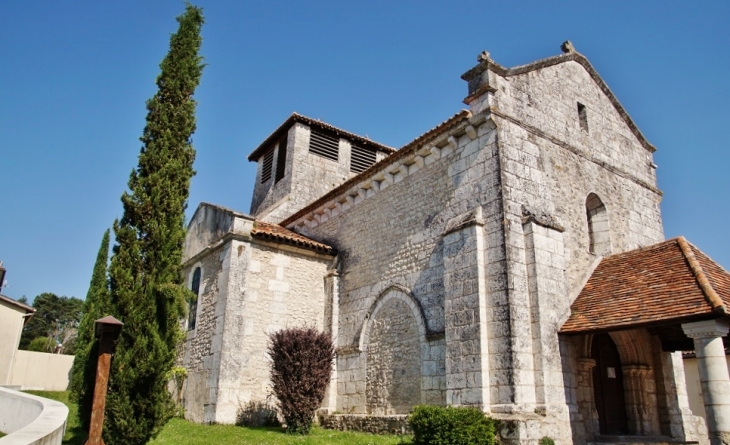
[309,128,339,161]
[260,149,274,183]
[350,144,377,173]
[275,135,288,183]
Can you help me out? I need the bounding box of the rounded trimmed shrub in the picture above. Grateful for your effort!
[409,405,498,445]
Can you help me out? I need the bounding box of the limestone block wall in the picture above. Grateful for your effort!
[364,294,422,414]
[180,237,332,423]
[210,240,331,424]
[487,59,664,300]
[466,58,668,441]
[252,123,365,223]
[250,124,297,220]
[442,214,490,409]
[180,242,227,424]
[180,203,332,424]
[296,116,505,414]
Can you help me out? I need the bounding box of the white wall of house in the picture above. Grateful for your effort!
[684,355,730,425]
[8,350,75,391]
[0,297,32,385]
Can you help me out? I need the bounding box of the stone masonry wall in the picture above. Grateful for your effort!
[475,58,667,441]
[250,124,296,220]
[210,239,332,424]
[365,297,421,414]
[297,117,506,414]
[488,60,664,295]
[252,123,363,223]
[180,242,229,424]
[180,203,333,424]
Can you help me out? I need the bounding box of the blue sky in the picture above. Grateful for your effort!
[1,1,728,302]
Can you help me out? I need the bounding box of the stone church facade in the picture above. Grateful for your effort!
[179,44,730,445]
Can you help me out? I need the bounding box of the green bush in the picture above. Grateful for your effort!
[539,437,555,445]
[408,405,497,445]
[28,337,55,352]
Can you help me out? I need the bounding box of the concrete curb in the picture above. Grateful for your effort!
[0,387,69,445]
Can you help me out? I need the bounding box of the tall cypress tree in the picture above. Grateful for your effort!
[105,5,204,444]
[71,228,111,432]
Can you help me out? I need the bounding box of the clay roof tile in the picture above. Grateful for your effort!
[251,221,335,255]
[560,237,730,334]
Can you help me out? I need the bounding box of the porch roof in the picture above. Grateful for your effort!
[560,237,730,335]
[250,220,336,255]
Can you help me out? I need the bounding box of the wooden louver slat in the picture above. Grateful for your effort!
[350,145,377,173]
[261,149,274,183]
[275,135,288,183]
[309,129,339,161]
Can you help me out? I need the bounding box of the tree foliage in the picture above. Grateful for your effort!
[71,228,111,432]
[103,5,205,445]
[19,292,84,354]
[28,337,56,352]
[268,327,335,434]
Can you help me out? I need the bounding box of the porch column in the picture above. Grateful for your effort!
[682,319,730,445]
[576,358,599,439]
[622,365,660,435]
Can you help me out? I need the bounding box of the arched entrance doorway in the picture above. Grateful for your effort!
[592,333,628,434]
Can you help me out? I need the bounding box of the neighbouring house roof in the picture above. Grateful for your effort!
[281,109,473,227]
[0,294,35,314]
[247,112,396,162]
[560,237,730,334]
[251,221,335,255]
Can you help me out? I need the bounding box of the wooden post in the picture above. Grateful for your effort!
[86,316,123,445]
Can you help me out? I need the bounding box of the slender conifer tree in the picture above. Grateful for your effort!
[71,228,111,432]
[104,5,204,444]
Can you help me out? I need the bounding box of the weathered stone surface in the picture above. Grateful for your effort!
[318,413,411,435]
[179,48,712,444]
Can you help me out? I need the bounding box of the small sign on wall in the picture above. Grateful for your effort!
[607,367,616,379]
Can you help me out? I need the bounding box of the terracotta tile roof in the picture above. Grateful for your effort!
[281,109,472,227]
[560,237,730,334]
[247,112,396,161]
[251,221,335,255]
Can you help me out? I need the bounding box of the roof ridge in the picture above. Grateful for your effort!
[280,109,472,227]
[462,49,656,153]
[0,293,35,313]
[251,220,335,254]
[247,112,396,161]
[676,236,727,314]
[600,237,680,261]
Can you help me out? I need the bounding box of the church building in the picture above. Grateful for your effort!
[178,43,730,445]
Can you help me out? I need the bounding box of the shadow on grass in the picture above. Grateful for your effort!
[245,425,414,444]
[62,422,87,445]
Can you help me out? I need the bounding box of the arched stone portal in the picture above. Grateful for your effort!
[592,333,628,434]
[363,289,423,415]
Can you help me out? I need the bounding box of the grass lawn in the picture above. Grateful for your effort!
[150,419,406,445]
[25,391,86,445]
[22,391,408,445]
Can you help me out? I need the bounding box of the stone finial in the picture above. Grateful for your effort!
[477,51,491,63]
[561,40,575,54]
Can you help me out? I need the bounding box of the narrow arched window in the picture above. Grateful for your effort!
[586,193,611,255]
[188,267,201,330]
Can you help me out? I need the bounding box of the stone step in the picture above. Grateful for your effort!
[588,435,699,445]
